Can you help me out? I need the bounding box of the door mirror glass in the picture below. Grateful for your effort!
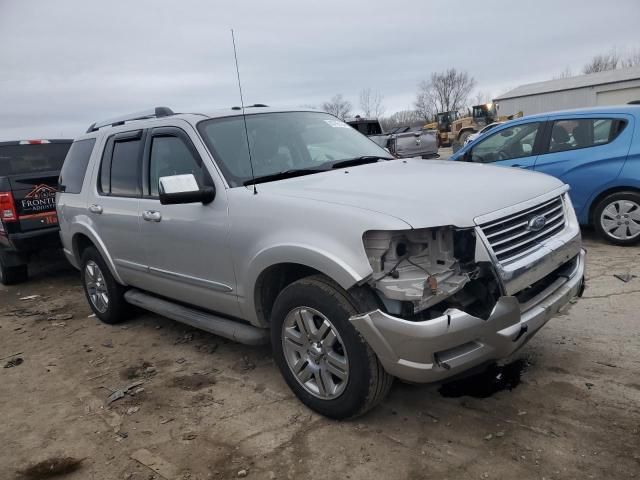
[158,174,215,205]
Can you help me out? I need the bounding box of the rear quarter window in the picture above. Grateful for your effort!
[0,143,71,176]
[59,139,96,194]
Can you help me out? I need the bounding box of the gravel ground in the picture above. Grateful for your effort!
[0,232,638,480]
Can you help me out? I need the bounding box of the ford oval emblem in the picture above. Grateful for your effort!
[527,215,547,232]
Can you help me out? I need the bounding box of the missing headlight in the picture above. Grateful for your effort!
[363,227,480,315]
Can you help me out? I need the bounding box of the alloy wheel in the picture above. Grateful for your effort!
[84,260,110,313]
[281,306,349,400]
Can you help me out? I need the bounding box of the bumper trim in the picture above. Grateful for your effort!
[350,249,586,383]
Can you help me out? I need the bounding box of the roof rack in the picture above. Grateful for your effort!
[231,103,269,111]
[86,106,174,133]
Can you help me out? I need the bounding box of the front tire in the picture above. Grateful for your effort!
[593,191,640,246]
[270,275,392,419]
[80,246,131,324]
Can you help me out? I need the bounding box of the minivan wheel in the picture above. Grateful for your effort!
[80,246,131,324]
[270,275,392,419]
[593,191,640,246]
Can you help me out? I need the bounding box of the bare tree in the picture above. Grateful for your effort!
[553,66,573,79]
[359,88,385,118]
[414,69,476,120]
[322,94,352,120]
[622,48,640,68]
[583,49,621,74]
[379,110,423,131]
[472,90,493,106]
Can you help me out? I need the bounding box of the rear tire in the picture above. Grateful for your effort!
[0,259,28,285]
[270,275,392,419]
[593,191,640,246]
[80,246,132,324]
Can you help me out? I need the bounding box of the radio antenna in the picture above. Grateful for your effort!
[231,29,257,194]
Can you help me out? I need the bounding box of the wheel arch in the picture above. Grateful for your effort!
[70,226,125,285]
[246,245,373,327]
[588,185,640,226]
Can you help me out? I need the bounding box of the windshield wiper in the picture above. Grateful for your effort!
[330,155,394,169]
[243,168,327,186]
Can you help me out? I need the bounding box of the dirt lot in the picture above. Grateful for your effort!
[1,233,639,480]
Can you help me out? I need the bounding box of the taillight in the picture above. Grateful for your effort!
[0,192,18,222]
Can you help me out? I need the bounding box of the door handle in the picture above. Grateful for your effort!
[142,210,162,222]
[511,164,524,168]
[89,204,103,214]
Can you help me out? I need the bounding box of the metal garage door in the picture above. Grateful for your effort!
[596,87,640,105]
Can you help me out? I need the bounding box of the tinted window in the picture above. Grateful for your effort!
[59,139,96,194]
[471,122,541,163]
[109,139,142,196]
[0,143,71,176]
[149,136,204,196]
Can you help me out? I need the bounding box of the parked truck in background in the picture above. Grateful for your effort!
[0,139,72,284]
[347,116,439,158]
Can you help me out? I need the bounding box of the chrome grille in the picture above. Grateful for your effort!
[479,196,566,263]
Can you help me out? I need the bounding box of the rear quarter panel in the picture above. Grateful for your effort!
[580,115,640,223]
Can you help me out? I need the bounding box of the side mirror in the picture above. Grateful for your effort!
[500,130,514,138]
[158,174,215,205]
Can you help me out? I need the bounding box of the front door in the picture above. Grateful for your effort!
[137,126,240,318]
[468,121,544,170]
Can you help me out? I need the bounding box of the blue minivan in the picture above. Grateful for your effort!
[450,105,640,245]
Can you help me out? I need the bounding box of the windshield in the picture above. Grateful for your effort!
[198,111,390,187]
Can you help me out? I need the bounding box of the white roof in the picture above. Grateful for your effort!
[495,66,640,101]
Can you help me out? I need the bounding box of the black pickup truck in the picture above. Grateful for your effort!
[0,139,72,284]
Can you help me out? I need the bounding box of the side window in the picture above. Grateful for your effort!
[548,118,626,153]
[59,138,96,194]
[471,122,541,163]
[99,134,143,197]
[110,139,142,196]
[149,136,204,196]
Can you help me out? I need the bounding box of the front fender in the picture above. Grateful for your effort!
[242,243,373,326]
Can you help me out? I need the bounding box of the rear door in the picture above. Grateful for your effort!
[0,141,71,231]
[89,130,146,285]
[533,114,633,219]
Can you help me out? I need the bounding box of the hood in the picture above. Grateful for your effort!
[257,159,565,228]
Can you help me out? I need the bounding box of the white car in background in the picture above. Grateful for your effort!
[464,121,505,146]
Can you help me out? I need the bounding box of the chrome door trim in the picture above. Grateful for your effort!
[148,266,234,292]
[114,259,149,273]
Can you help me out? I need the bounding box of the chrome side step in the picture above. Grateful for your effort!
[124,289,269,345]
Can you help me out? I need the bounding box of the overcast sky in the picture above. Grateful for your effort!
[1,0,639,140]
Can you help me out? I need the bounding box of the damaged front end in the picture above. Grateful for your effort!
[363,227,500,321]
[354,221,585,384]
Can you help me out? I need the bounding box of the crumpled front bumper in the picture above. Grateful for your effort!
[350,249,586,383]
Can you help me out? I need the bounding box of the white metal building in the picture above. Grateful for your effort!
[494,66,640,117]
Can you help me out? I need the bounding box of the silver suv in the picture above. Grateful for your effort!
[57,106,585,418]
